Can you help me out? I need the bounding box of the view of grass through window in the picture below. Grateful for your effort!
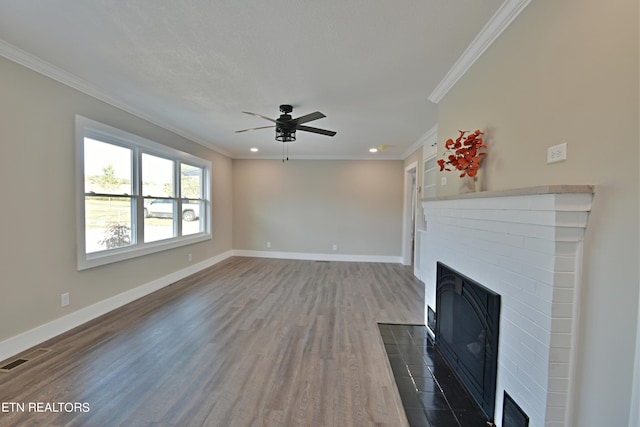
[83,138,205,253]
[84,138,133,253]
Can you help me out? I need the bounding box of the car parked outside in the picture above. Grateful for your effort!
[143,199,200,221]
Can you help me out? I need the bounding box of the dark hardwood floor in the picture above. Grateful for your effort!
[0,257,425,426]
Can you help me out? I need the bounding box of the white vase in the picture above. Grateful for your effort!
[459,174,477,194]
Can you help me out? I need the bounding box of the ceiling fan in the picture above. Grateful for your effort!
[236,104,337,142]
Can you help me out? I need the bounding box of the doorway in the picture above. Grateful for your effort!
[402,162,417,266]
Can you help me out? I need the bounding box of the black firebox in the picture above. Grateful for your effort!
[435,262,501,421]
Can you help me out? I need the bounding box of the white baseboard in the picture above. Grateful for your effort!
[0,250,234,363]
[232,249,402,264]
[0,249,402,362]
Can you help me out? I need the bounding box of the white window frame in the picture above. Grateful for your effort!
[75,115,211,270]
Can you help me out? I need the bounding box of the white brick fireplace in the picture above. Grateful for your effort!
[420,185,593,427]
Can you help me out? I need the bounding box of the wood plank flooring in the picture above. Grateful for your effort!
[0,257,424,427]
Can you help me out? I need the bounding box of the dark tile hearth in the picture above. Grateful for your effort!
[378,324,489,427]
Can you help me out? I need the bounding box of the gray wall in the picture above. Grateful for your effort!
[0,53,407,348]
[0,56,234,343]
[436,0,639,425]
[232,159,404,257]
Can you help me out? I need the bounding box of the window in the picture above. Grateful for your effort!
[76,116,211,270]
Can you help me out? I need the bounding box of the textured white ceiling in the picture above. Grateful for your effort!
[0,0,504,159]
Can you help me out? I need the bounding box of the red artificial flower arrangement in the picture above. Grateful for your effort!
[437,130,486,177]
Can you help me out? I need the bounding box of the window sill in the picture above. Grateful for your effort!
[78,232,211,270]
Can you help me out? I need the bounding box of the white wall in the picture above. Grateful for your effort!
[435,0,639,425]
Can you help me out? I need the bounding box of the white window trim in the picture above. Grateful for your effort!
[75,115,212,270]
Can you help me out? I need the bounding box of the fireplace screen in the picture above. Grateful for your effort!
[435,262,500,420]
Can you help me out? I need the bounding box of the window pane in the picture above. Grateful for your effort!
[84,138,132,194]
[181,164,204,236]
[181,164,203,199]
[143,154,174,197]
[85,196,133,253]
[77,116,212,269]
[182,199,203,236]
[144,198,176,242]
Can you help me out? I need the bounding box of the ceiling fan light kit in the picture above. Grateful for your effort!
[275,129,296,142]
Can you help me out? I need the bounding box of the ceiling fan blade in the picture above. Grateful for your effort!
[293,111,326,125]
[242,111,277,123]
[297,125,337,137]
[235,125,275,133]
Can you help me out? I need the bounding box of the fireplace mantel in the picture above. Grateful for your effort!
[420,185,594,427]
[422,184,594,202]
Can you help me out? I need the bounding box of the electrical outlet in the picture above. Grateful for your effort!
[188,253,192,262]
[441,176,447,186]
[266,241,271,249]
[332,244,338,251]
[61,293,70,307]
[547,142,567,164]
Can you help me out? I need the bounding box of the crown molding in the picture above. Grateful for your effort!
[402,124,438,159]
[428,0,532,104]
[416,125,438,146]
[0,40,233,158]
[233,154,405,161]
[0,41,406,162]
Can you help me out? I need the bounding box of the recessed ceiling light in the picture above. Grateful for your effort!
[250,147,259,152]
[369,148,378,153]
